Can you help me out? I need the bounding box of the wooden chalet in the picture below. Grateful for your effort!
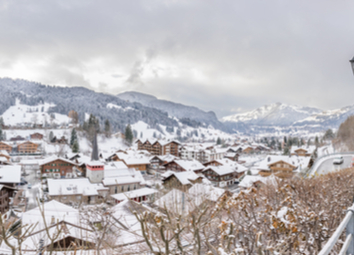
[202,166,236,187]
[0,185,17,213]
[0,142,12,154]
[10,135,25,142]
[137,139,180,157]
[163,159,205,174]
[258,156,297,178]
[162,171,203,192]
[30,132,44,140]
[40,157,77,178]
[17,141,39,154]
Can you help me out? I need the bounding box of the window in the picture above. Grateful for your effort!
[115,187,117,194]
[63,196,67,200]
[76,196,81,200]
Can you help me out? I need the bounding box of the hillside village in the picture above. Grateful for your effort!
[0,110,330,254]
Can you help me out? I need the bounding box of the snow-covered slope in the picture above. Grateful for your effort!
[221,103,322,126]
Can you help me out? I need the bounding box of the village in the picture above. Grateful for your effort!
[0,118,325,254]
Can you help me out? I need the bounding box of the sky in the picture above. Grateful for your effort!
[1,0,354,118]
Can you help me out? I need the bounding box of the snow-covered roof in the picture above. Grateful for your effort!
[102,166,145,186]
[39,156,76,166]
[0,150,9,156]
[256,155,297,171]
[290,145,316,155]
[173,159,205,172]
[22,200,80,232]
[0,165,21,183]
[162,170,201,185]
[48,178,108,196]
[110,187,158,201]
[238,175,265,189]
[154,189,198,214]
[188,183,225,202]
[203,165,235,176]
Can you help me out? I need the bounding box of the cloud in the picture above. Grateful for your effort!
[1,0,354,118]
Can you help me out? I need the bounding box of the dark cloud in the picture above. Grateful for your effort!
[1,0,354,118]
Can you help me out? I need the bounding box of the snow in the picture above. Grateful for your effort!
[1,99,71,127]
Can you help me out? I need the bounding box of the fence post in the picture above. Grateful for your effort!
[347,208,354,255]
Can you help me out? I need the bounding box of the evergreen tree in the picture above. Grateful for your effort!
[70,128,78,146]
[153,132,157,138]
[140,132,143,138]
[104,119,111,138]
[72,139,80,153]
[2,132,6,141]
[125,124,133,146]
[0,117,3,127]
[0,125,2,141]
[315,136,319,147]
[216,137,222,145]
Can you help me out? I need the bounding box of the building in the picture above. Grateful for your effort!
[257,156,297,178]
[30,132,44,140]
[102,161,146,196]
[17,141,39,154]
[0,185,17,213]
[0,142,12,154]
[202,165,236,187]
[164,159,205,173]
[39,156,77,178]
[137,139,180,157]
[0,165,21,187]
[110,187,158,204]
[86,131,105,183]
[290,145,317,157]
[47,178,109,205]
[162,170,203,191]
[10,135,25,142]
[109,152,150,173]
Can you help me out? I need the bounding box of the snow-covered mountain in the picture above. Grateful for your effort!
[117,91,225,131]
[221,103,322,126]
[222,102,354,134]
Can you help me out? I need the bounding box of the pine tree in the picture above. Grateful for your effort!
[216,137,222,145]
[72,139,80,153]
[125,124,133,146]
[0,117,3,127]
[315,136,319,147]
[104,119,111,138]
[70,128,77,146]
[0,125,2,141]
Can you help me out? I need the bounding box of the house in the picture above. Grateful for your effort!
[110,187,158,204]
[137,139,180,157]
[149,154,178,170]
[291,145,317,157]
[0,150,10,162]
[0,142,12,154]
[188,183,226,204]
[102,161,146,196]
[0,165,21,187]
[0,185,17,213]
[39,156,77,178]
[238,175,267,189]
[10,135,25,142]
[202,165,236,187]
[109,152,151,173]
[51,136,68,144]
[163,159,205,173]
[204,158,248,179]
[162,170,203,191]
[30,132,44,140]
[256,156,297,178]
[47,178,109,205]
[17,141,39,154]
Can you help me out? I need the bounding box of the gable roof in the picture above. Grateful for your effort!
[39,156,77,166]
[162,170,201,185]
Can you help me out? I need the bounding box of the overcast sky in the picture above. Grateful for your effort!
[1,0,354,118]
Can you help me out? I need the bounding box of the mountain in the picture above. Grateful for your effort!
[222,103,322,126]
[222,102,354,134]
[117,91,227,131]
[0,78,230,134]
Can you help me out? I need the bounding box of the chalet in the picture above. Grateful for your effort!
[257,156,297,178]
[102,161,146,196]
[0,165,21,187]
[0,150,10,163]
[10,135,25,142]
[163,159,205,173]
[51,136,68,144]
[110,187,158,204]
[0,185,17,213]
[137,139,180,157]
[30,132,43,140]
[109,152,150,173]
[224,152,239,162]
[162,170,203,191]
[204,158,248,179]
[149,154,178,169]
[0,142,12,154]
[39,156,77,178]
[202,165,236,187]
[17,141,39,154]
[290,145,316,157]
[238,175,267,189]
[188,183,226,204]
[47,178,109,205]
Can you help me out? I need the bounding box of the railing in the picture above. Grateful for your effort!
[319,204,354,255]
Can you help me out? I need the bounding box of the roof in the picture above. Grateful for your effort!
[39,156,76,166]
[110,187,158,201]
[256,155,297,171]
[162,170,201,185]
[154,189,198,215]
[290,145,316,155]
[172,159,205,172]
[48,178,108,196]
[188,183,225,202]
[0,150,9,156]
[0,165,21,183]
[102,166,145,186]
[203,165,235,176]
